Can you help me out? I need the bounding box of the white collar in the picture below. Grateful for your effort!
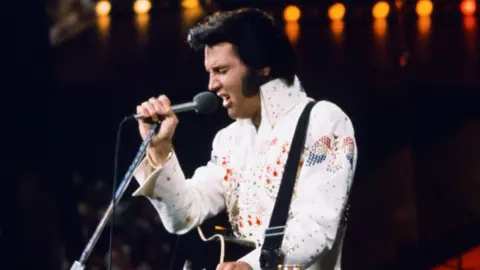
[238,75,310,129]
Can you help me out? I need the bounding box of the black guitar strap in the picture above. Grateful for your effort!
[260,101,316,269]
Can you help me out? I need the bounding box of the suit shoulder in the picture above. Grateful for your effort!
[211,120,242,148]
[311,100,351,122]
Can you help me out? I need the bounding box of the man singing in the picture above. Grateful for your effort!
[133,8,357,270]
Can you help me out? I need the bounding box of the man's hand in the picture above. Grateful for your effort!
[136,95,178,166]
[216,261,253,270]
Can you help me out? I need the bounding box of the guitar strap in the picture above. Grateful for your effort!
[259,101,352,269]
[260,101,315,269]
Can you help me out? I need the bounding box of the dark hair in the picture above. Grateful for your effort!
[187,8,296,86]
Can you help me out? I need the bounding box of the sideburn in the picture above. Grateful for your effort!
[241,69,265,128]
[241,69,268,97]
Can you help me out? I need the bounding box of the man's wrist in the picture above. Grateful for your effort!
[146,151,172,169]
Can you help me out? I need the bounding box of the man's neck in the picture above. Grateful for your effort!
[251,112,261,130]
[247,93,262,130]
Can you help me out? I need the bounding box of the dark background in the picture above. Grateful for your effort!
[3,0,480,269]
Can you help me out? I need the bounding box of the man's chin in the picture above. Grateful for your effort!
[227,108,246,120]
[226,107,252,120]
[227,108,237,119]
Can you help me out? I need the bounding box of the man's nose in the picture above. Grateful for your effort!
[208,77,220,92]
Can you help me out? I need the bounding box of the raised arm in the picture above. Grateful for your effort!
[132,129,228,234]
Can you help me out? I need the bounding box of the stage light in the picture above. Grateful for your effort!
[96,15,110,40]
[283,5,301,22]
[134,0,151,15]
[285,21,300,45]
[418,16,431,37]
[330,20,344,45]
[135,13,150,45]
[372,1,390,19]
[460,0,476,16]
[181,3,205,33]
[463,15,476,31]
[181,0,199,9]
[95,0,111,16]
[416,0,433,17]
[395,0,404,10]
[373,18,387,38]
[328,3,346,21]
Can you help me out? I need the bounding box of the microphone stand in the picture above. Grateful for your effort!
[70,123,159,270]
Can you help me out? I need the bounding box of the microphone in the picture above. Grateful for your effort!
[132,91,218,122]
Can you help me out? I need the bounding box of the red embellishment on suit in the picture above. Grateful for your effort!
[221,156,230,180]
[271,137,278,145]
[266,178,271,184]
[273,170,278,177]
[245,214,262,227]
[224,168,232,181]
[321,136,331,146]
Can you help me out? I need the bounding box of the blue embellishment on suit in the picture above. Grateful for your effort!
[305,136,331,166]
[343,137,355,168]
[211,155,219,165]
[305,152,327,166]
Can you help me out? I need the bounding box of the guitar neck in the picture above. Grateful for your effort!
[216,236,257,248]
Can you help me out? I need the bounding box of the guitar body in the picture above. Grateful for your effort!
[181,237,303,269]
[177,213,256,269]
[178,214,305,269]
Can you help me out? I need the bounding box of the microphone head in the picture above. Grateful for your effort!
[193,91,218,114]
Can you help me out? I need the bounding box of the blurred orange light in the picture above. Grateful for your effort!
[418,16,431,37]
[373,18,387,38]
[285,21,300,45]
[97,15,110,33]
[330,20,344,45]
[181,0,199,9]
[181,4,205,32]
[463,14,477,30]
[283,5,301,22]
[395,0,404,10]
[95,0,111,16]
[331,20,344,35]
[416,0,433,17]
[399,55,407,67]
[460,0,476,16]
[372,1,390,19]
[328,3,346,20]
[134,0,151,14]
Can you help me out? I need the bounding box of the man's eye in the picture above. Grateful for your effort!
[218,68,228,74]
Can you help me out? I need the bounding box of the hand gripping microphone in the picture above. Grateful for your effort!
[70,91,218,270]
[131,91,218,123]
